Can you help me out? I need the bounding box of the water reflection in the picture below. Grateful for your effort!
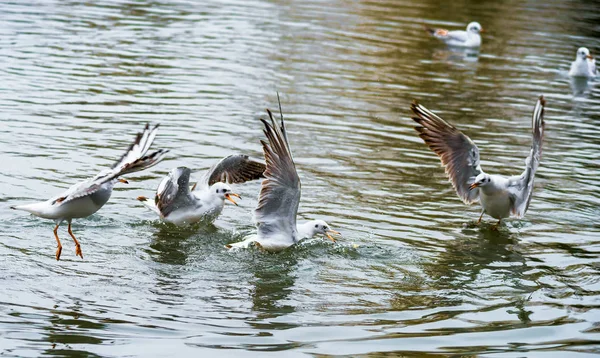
[432,47,480,64]
[422,226,527,289]
[570,76,594,96]
[247,253,298,320]
[146,223,218,265]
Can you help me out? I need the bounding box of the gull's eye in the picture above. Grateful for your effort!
[216,189,219,193]
[315,224,318,228]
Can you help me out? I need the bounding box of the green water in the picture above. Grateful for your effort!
[1,0,599,356]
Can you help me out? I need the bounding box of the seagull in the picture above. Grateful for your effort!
[425,21,483,48]
[11,124,168,260]
[410,96,546,229]
[226,97,340,251]
[569,47,597,78]
[137,155,266,226]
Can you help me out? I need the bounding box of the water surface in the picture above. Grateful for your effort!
[1,0,599,356]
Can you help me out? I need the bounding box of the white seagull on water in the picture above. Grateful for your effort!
[410,96,546,229]
[426,21,483,48]
[569,47,596,78]
[226,97,340,251]
[137,155,266,226]
[11,124,168,260]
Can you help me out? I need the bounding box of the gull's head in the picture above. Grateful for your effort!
[469,173,491,190]
[576,47,593,60]
[308,220,341,243]
[467,22,483,34]
[211,182,240,206]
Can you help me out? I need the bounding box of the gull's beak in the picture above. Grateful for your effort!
[479,28,485,33]
[325,229,341,243]
[587,54,594,60]
[225,193,240,206]
[469,183,479,190]
[118,178,129,184]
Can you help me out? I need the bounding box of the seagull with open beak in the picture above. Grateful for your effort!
[138,155,265,226]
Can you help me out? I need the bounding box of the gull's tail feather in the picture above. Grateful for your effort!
[10,202,51,217]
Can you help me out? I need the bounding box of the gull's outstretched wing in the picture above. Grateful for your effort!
[197,155,265,189]
[112,123,160,170]
[254,103,301,242]
[508,96,546,217]
[154,167,195,217]
[411,101,483,204]
[56,123,168,205]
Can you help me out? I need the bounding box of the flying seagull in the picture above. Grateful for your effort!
[410,96,546,228]
[137,155,266,226]
[226,97,340,251]
[11,124,168,260]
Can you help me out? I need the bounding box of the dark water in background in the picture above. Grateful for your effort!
[1,0,599,356]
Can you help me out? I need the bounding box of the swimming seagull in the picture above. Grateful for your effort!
[569,47,597,78]
[226,97,341,251]
[137,155,266,226]
[11,124,168,260]
[410,96,546,229]
[425,21,483,48]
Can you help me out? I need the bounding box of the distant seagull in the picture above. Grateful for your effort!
[410,96,546,229]
[569,47,597,78]
[11,124,168,260]
[226,97,340,251]
[137,155,265,226]
[426,21,483,48]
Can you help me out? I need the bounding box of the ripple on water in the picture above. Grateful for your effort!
[1,0,600,356]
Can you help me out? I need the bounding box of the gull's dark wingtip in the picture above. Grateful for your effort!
[9,205,16,210]
[423,25,435,35]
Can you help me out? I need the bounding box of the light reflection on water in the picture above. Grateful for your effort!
[0,0,599,356]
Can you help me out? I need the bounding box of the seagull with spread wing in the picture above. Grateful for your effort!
[426,22,483,48]
[137,155,265,226]
[226,97,340,251]
[11,124,168,260]
[410,96,546,228]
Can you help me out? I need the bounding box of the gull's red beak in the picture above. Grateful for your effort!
[325,229,341,243]
[469,183,479,190]
[118,178,129,184]
[225,193,241,206]
[587,54,594,60]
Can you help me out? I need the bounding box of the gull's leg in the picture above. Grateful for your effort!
[477,210,485,225]
[53,224,62,261]
[67,221,83,259]
[491,219,501,230]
